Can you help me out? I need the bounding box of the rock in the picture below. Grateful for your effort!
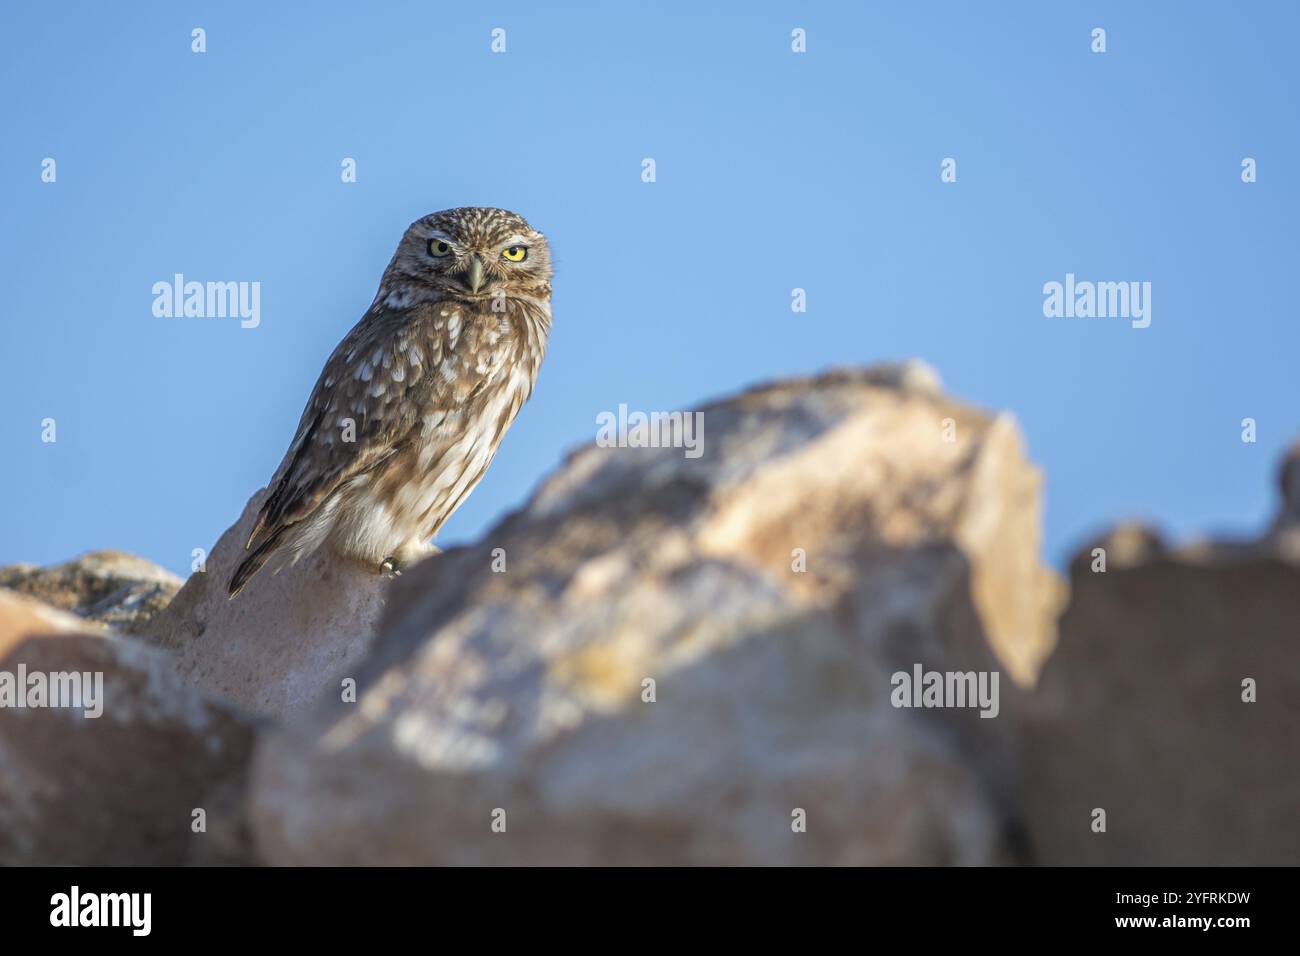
[249,364,1061,865]
[0,587,94,644]
[1273,439,1300,532]
[0,550,182,637]
[144,490,392,719]
[0,589,259,865]
[1019,500,1300,864]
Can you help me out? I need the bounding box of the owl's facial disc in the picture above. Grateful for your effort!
[395,210,549,305]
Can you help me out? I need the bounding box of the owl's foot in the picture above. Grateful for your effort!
[379,539,440,578]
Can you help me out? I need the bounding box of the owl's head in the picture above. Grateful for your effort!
[379,207,552,306]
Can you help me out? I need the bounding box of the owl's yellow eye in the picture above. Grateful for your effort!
[502,245,528,262]
[428,239,452,258]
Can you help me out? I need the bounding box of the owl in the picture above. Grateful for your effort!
[228,207,552,597]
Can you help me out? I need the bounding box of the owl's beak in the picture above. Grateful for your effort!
[465,255,486,294]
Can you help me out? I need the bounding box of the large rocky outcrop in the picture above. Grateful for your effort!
[0,589,259,865]
[249,363,1062,865]
[145,491,391,718]
[1019,502,1300,864]
[7,363,1292,867]
[0,550,182,637]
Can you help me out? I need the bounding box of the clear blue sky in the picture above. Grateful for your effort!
[2,1,1297,576]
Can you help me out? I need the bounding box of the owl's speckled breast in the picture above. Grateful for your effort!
[325,297,549,566]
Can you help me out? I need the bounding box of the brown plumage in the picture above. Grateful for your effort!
[229,207,552,597]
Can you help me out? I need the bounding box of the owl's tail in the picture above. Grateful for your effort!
[227,528,288,598]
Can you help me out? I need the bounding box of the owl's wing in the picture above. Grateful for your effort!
[242,309,438,560]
